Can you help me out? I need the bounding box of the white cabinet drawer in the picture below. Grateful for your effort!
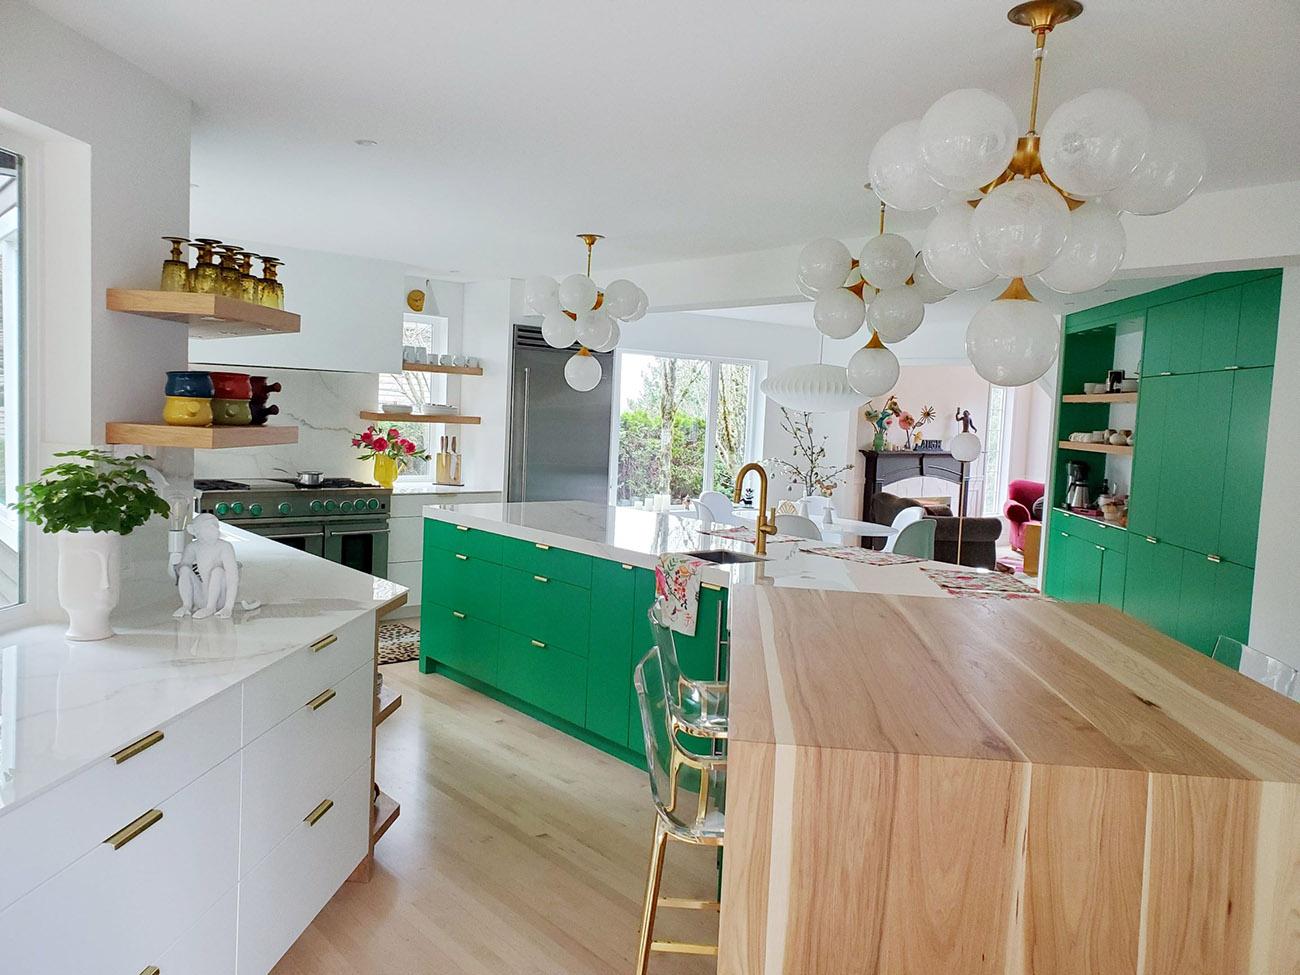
[156,887,237,975]
[237,761,371,975]
[0,751,241,974]
[242,612,373,742]
[240,661,373,874]
[0,683,241,911]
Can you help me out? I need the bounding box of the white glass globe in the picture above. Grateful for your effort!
[564,351,602,392]
[524,275,559,314]
[795,269,822,300]
[558,273,598,314]
[593,319,621,353]
[813,288,866,340]
[918,89,1020,192]
[846,342,900,396]
[868,120,946,211]
[866,286,924,343]
[797,238,853,292]
[574,309,615,349]
[541,310,576,349]
[1040,89,1151,199]
[1105,120,1206,215]
[965,296,1061,386]
[602,279,640,320]
[844,264,864,289]
[625,286,649,322]
[949,431,982,463]
[921,203,995,291]
[759,364,865,413]
[1036,202,1127,294]
[858,233,916,290]
[909,254,954,303]
[971,179,1070,277]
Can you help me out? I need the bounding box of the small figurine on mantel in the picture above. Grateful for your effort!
[174,512,240,619]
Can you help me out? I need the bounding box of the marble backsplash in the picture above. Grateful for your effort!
[191,364,378,481]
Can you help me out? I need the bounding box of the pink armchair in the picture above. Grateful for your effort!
[1004,479,1045,552]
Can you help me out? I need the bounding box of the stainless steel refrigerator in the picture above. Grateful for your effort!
[506,324,615,504]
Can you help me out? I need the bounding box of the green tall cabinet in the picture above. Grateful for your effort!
[1045,269,1280,657]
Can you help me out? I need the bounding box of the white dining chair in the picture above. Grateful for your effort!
[774,513,823,541]
[882,506,925,553]
[696,490,740,526]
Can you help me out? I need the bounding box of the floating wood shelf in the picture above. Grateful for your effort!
[105,422,299,449]
[376,686,402,727]
[106,289,300,338]
[1061,392,1138,404]
[359,411,481,425]
[402,361,483,376]
[1057,440,1133,456]
[372,788,400,844]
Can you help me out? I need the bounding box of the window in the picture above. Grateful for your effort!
[613,352,760,507]
[0,145,23,608]
[378,316,448,480]
[980,385,1013,516]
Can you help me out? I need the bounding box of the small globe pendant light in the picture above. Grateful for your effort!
[965,277,1060,386]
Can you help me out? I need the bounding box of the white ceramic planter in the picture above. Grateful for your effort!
[56,530,122,641]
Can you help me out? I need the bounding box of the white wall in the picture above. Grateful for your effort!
[458,279,513,492]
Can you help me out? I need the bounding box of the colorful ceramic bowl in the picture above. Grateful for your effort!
[164,370,214,398]
[249,401,280,426]
[162,395,213,427]
[211,398,253,426]
[210,371,252,400]
[249,376,282,398]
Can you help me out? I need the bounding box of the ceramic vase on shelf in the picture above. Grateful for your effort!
[373,454,398,489]
[56,530,121,641]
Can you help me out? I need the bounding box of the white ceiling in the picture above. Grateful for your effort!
[26,0,1300,278]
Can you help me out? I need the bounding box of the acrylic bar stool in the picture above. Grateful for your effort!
[1213,635,1300,700]
[648,600,729,740]
[633,647,727,974]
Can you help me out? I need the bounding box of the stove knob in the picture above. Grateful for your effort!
[230,501,244,515]
[340,500,354,512]
[367,498,381,511]
[310,500,325,513]
[214,502,230,516]
[278,501,292,516]
[324,500,338,512]
[249,503,263,517]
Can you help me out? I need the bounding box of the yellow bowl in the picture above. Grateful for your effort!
[162,395,213,427]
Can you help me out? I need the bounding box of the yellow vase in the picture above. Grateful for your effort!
[373,454,398,489]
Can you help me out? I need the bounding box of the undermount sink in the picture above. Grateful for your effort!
[683,549,766,565]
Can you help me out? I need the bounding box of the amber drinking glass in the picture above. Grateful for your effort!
[160,236,190,291]
[216,244,244,298]
[258,256,284,309]
[236,251,259,304]
[188,238,222,294]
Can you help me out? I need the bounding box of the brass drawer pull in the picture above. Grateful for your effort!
[530,639,546,649]
[454,552,469,561]
[533,574,549,583]
[304,798,333,826]
[140,967,161,975]
[701,582,722,592]
[1095,545,1105,551]
[112,730,164,765]
[455,524,469,532]
[307,688,336,711]
[1145,536,1158,544]
[1207,554,1222,563]
[621,563,634,570]
[105,809,163,850]
[310,634,338,653]
[535,542,551,550]
[452,610,466,619]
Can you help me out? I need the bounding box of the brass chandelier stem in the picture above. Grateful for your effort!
[1027,28,1048,135]
[577,233,604,276]
[878,201,886,236]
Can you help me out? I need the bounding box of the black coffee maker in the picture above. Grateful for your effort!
[1066,459,1091,510]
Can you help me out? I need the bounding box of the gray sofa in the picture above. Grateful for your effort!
[871,492,1002,570]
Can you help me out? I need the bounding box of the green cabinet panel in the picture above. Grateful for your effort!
[1056,532,1103,604]
[424,546,502,623]
[1167,294,1208,376]
[1219,367,1273,567]
[1175,552,1255,656]
[1216,559,1255,648]
[1141,298,1181,377]
[585,559,637,744]
[1236,274,1282,368]
[424,518,503,562]
[422,603,500,685]
[1198,286,1242,372]
[1123,537,1184,636]
[627,567,659,755]
[1126,375,1173,537]
[1156,371,1232,553]
[1099,548,1127,610]
[501,566,591,654]
[500,536,593,589]
[496,631,588,727]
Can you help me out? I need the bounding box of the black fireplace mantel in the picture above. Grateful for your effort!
[859,449,971,524]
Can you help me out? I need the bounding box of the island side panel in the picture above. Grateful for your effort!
[717,740,775,975]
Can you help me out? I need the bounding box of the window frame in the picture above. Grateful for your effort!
[379,314,450,483]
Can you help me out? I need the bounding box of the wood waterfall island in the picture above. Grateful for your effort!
[718,587,1300,975]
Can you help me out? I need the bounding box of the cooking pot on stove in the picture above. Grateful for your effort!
[275,468,324,487]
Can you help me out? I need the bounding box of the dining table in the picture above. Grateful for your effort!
[731,506,897,540]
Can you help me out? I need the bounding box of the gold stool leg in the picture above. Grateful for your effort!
[636,818,669,975]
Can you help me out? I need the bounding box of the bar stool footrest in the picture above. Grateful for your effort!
[650,940,720,956]
[656,897,720,911]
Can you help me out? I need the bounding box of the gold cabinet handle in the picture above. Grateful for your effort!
[139,967,161,975]
[1095,545,1105,551]
[304,798,333,826]
[311,633,338,653]
[452,610,466,619]
[530,639,546,648]
[533,574,549,583]
[535,542,551,550]
[455,524,469,532]
[1207,554,1222,563]
[112,730,164,765]
[105,809,163,850]
[1145,536,1158,544]
[702,582,722,591]
[621,563,633,570]
[307,688,336,711]
[454,552,469,560]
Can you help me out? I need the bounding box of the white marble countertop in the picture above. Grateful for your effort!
[0,526,405,816]
[391,482,502,496]
[423,500,957,596]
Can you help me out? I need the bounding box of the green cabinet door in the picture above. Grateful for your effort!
[1155,371,1232,554]
[496,630,588,727]
[1123,536,1184,638]
[501,566,591,654]
[1215,559,1255,648]
[1176,552,1255,656]
[1057,533,1103,604]
[1219,367,1273,567]
[1126,375,1173,537]
[1141,299,1181,377]
[1235,274,1282,368]
[1198,285,1242,372]
[422,603,500,685]
[628,567,659,755]
[424,546,502,622]
[586,559,637,744]
[1167,294,1208,376]
[1042,529,1068,600]
[1099,547,1127,610]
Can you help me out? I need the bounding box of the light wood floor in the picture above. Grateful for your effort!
[273,661,718,975]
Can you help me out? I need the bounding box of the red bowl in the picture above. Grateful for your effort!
[210,371,252,400]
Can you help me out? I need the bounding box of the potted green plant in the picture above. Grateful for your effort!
[11,449,169,640]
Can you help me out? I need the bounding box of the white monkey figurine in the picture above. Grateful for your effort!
[174,513,240,619]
